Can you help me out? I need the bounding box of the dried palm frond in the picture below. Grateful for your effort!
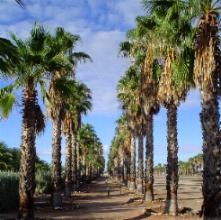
[35,104,45,134]
[194,11,221,90]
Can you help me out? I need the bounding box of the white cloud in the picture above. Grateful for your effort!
[112,0,144,27]
[77,30,129,115]
[0,0,141,116]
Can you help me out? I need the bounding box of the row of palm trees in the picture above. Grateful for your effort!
[154,154,203,176]
[0,24,105,219]
[108,0,221,219]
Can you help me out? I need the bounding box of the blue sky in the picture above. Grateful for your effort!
[0,0,203,166]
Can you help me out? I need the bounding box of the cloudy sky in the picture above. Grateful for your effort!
[0,0,203,166]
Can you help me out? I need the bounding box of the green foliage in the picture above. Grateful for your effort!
[78,123,105,172]
[36,157,50,172]
[154,154,203,175]
[0,141,50,173]
[0,142,20,171]
[0,170,52,211]
[154,163,166,174]
[117,65,140,113]
[108,115,129,174]
[35,171,51,194]
[0,172,19,212]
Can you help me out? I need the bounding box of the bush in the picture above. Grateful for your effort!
[0,171,19,212]
[0,170,53,212]
[35,171,51,194]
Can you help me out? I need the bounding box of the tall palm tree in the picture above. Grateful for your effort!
[63,109,73,198]
[112,115,130,184]
[187,0,221,218]
[78,124,101,182]
[63,81,92,197]
[126,15,161,201]
[108,116,130,184]
[2,24,70,219]
[81,123,105,180]
[71,82,92,190]
[46,27,91,208]
[117,66,143,193]
[120,18,160,198]
[143,0,194,214]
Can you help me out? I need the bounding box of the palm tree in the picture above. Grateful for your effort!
[63,81,92,197]
[187,0,221,217]
[129,15,161,201]
[108,116,130,184]
[71,82,92,190]
[13,26,47,220]
[120,17,160,198]
[2,24,70,219]
[117,66,143,193]
[62,80,77,198]
[46,27,91,208]
[116,115,131,185]
[119,44,138,192]
[78,124,104,182]
[143,0,194,214]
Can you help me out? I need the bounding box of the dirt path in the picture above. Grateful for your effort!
[34,177,145,219]
[0,176,203,219]
[36,176,202,220]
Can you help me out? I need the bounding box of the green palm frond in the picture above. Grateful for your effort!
[29,23,48,54]
[70,52,92,64]
[119,41,132,57]
[0,93,16,118]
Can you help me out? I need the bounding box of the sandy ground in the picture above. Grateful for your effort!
[0,175,202,220]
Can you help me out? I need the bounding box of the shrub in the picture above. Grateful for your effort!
[0,171,19,212]
[0,170,53,212]
[35,171,51,194]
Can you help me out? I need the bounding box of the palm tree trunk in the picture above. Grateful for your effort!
[137,135,144,195]
[18,86,37,220]
[64,130,72,198]
[123,157,128,186]
[164,103,178,215]
[201,80,221,218]
[76,142,80,190]
[145,114,154,202]
[51,110,62,209]
[71,133,77,192]
[129,135,136,191]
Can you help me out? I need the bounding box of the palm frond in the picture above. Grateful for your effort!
[35,104,45,134]
[0,93,16,118]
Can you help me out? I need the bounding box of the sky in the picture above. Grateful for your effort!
[0,0,203,166]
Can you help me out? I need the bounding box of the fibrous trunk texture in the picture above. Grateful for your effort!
[129,135,136,191]
[64,131,72,198]
[123,157,129,186]
[145,114,154,202]
[18,86,37,220]
[201,79,221,218]
[137,135,144,195]
[194,11,221,220]
[71,134,77,192]
[76,141,80,190]
[51,111,62,208]
[164,104,178,215]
